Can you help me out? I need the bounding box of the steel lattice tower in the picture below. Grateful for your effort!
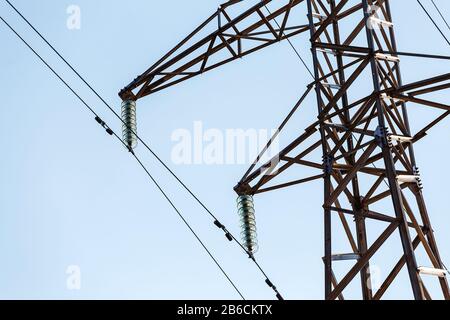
[120,0,450,300]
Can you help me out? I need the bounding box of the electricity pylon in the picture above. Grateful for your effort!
[120,0,450,300]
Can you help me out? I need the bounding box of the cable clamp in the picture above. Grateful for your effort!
[323,155,334,174]
[214,220,233,242]
[95,116,114,136]
[265,279,274,288]
[214,220,224,229]
[374,126,389,148]
[265,279,284,300]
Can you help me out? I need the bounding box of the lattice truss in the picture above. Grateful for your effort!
[120,0,450,300]
[119,0,308,99]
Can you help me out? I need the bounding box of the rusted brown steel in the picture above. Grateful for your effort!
[120,0,450,300]
[119,0,308,100]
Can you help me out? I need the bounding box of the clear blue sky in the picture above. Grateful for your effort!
[0,0,449,300]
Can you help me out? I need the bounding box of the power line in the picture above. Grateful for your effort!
[417,0,450,46]
[2,0,284,299]
[431,0,450,33]
[3,0,237,253]
[3,0,225,227]
[264,5,315,79]
[265,0,450,296]
[0,14,245,300]
[131,154,245,299]
[268,0,450,279]
[417,0,450,278]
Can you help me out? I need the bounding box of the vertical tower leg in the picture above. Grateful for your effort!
[307,0,333,299]
[329,0,373,300]
[361,0,423,300]
[237,0,449,300]
[383,1,450,300]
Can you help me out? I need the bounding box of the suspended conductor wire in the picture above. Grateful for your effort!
[443,262,450,273]
[265,0,450,281]
[3,0,284,299]
[417,0,450,46]
[3,0,224,225]
[264,5,315,79]
[431,0,450,33]
[411,0,450,270]
[411,0,450,273]
[3,0,239,249]
[131,154,245,299]
[0,15,245,300]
